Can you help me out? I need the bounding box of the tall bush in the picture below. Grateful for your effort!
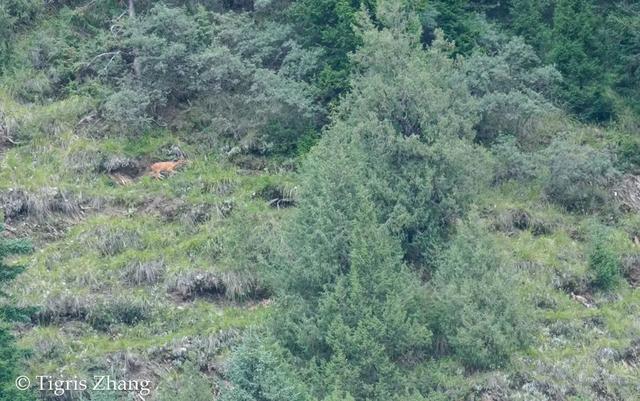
[428,223,533,370]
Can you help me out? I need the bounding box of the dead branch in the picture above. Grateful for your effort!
[75,0,96,13]
[4,136,20,145]
[268,198,295,209]
[110,10,127,36]
[83,51,121,70]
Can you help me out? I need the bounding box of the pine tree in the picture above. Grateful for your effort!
[220,334,313,401]
[509,0,551,53]
[287,0,371,102]
[315,203,431,400]
[550,0,613,121]
[264,195,432,401]
[272,7,488,293]
[428,222,533,370]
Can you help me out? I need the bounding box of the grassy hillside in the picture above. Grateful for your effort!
[1,1,639,401]
[0,88,291,391]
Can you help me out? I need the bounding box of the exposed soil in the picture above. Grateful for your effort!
[99,156,145,184]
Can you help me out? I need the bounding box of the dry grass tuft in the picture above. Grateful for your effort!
[168,269,265,302]
[100,155,142,177]
[490,208,555,236]
[122,259,165,286]
[33,293,91,324]
[85,226,144,256]
[148,329,240,371]
[202,177,236,196]
[0,187,85,223]
[168,270,225,300]
[257,184,297,208]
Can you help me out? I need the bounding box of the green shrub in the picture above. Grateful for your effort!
[3,7,104,100]
[88,297,151,331]
[588,231,621,290]
[542,138,618,213]
[491,136,539,184]
[286,0,368,102]
[220,334,311,401]
[429,223,533,370]
[102,88,153,137]
[0,0,43,70]
[314,212,431,400]
[274,24,491,298]
[462,36,561,145]
[615,133,640,174]
[268,203,434,400]
[101,4,320,151]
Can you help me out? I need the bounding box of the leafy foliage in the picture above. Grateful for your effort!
[220,334,311,401]
[2,0,640,400]
[427,0,639,122]
[242,6,527,400]
[588,229,621,290]
[549,0,613,121]
[98,4,321,153]
[311,210,431,400]
[542,138,618,212]
[0,0,43,70]
[287,0,371,102]
[461,34,561,144]
[428,223,533,370]
[490,136,539,184]
[272,10,490,299]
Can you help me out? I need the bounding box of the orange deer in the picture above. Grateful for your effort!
[148,159,188,179]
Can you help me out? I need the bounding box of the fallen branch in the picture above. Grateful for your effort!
[75,0,96,13]
[83,51,121,71]
[109,11,128,36]
[268,198,295,209]
[4,136,20,145]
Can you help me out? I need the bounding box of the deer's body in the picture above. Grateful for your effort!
[148,159,187,179]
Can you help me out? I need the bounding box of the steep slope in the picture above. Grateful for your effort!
[0,1,639,401]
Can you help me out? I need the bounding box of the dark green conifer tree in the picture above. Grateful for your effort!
[550,0,613,121]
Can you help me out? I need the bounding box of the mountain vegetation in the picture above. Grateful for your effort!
[0,0,639,400]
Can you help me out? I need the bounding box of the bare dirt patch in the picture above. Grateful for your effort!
[98,155,145,185]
